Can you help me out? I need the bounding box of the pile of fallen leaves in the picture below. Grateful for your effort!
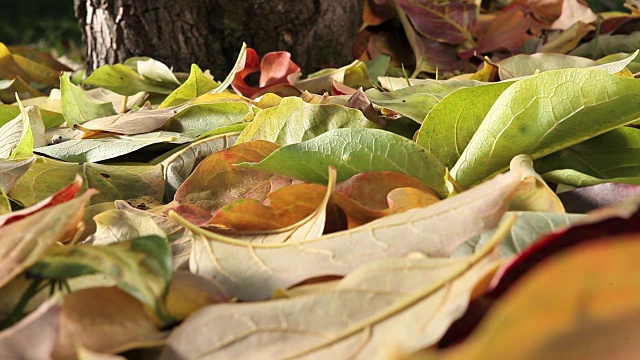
[2,0,640,359]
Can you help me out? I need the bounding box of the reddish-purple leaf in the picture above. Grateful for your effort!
[396,0,477,45]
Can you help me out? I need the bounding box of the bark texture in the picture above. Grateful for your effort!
[74,0,363,78]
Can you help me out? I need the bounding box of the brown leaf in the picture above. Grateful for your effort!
[174,140,291,212]
[171,170,521,300]
[423,234,640,360]
[52,287,166,360]
[75,108,175,138]
[0,298,60,359]
[160,219,511,360]
[395,0,476,45]
[473,9,538,54]
[551,0,597,31]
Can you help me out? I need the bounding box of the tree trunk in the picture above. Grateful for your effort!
[74,0,363,78]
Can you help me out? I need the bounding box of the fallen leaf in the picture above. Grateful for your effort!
[0,187,95,288]
[174,140,290,212]
[236,97,378,145]
[60,74,117,126]
[52,287,166,360]
[365,80,482,123]
[9,157,164,207]
[550,0,597,30]
[395,0,476,45]
[237,128,447,197]
[75,108,175,137]
[508,154,564,213]
[160,216,511,359]
[0,298,60,359]
[0,155,34,193]
[424,234,640,360]
[34,131,193,163]
[0,173,82,228]
[29,234,172,321]
[451,68,640,187]
[558,183,640,213]
[170,170,521,300]
[159,64,218,108]
[156,131,240,200]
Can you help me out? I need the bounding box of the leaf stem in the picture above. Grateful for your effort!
[0,278,45,330]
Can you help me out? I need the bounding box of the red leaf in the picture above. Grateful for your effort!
[0,175,83,228]
[231,48,300,98]
[396,0,477,45]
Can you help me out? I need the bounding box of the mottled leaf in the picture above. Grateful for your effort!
[175,140,289,212]
[237,128,447,197]
[76,108,175,137]
[236,97,377,145]
[28,235,172,319]
[171,170,521,300]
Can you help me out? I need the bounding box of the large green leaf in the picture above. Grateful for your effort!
[236,97,378,145]
[159,64,218,109]
[416,81,513,169]
[60,74,116,126]
[27,235,172,321]
[34,131,193,163]
[364,80,483,123]
[535,127,640,186]
[8,157,165,207]
[451,69,640,187]
[237,128,447,196]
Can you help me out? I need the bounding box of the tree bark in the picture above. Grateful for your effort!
[74,0,363,78]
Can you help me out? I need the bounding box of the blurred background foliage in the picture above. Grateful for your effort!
[0,0,81,53]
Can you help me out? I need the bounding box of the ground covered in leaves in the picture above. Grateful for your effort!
[2,0,640,359]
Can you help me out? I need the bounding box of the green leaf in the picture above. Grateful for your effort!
[535,127,640,186]
[159,64,218,108]
[34,131,193,163]
[60,74,116,126]
[0,100,33,160]
[497,53,597,80]
[135,58,181,86]
[83,63,178,96]
[0,104,64,129]
[27,235,172,321]
[237,128,447,197]
[570,32,640,59]
[415,81,513,169]
[451,68,640,187]
[236,97,378,145]
[209,43,247,94]
[167,102,253,137]
[364,80,483,123]
[8,157,165,207]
